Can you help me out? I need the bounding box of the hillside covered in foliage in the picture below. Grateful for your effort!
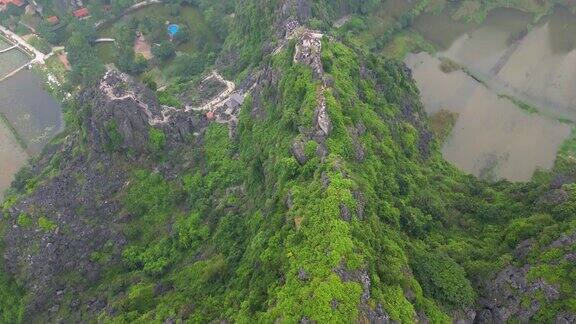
[1,0,576,323]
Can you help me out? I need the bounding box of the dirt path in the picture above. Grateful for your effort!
[186,71,236,112]
[0,45,17,53]
[101,69,242,127]
[0,24,46,64]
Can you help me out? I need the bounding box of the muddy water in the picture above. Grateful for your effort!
[0,48,28,79]
[0,71,63,153]
[0,121,28,199]
[406,53,571,181]
[406,7,576,181]
[441,9,532,73]
[0,37,12,51]
[423,6,576,120]
[496,18,576,120]
[0,58,63,199]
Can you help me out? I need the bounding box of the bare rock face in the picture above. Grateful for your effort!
[339,203,351,221]
[297,267,310,281]
[1,71,202,321]
[538,188,570,205]
[313,93,331,137]
[400,99,433,158]
[556,313,576,324]
[334,261,392,323]
[453,308,477,324]
[333,262,371,305]
[277,0,311,36]
[513,239,534,260]
[362,303,391,324]
[290,29,334,162]
[84,69,161,152]
[320,172,330,188]
[549,174,575,189]
[292,140,308,165]
[248,67,281,120]
[294,30,324,79]
[548,231,576,250]
[476,265,560,323]
[353,190,366,220]
[349,123,366,162]
[3,150,127,319]
[87,69,218,150]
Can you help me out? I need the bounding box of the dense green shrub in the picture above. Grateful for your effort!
[411,250,476,310]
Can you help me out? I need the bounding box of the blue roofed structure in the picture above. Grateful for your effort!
[167,24,180,38]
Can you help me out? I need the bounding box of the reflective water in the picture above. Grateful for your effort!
[0,71,63,153]
[0,119,28,197]
[407,7,575,181]
[0,47,28,79]
[0,53,63,199]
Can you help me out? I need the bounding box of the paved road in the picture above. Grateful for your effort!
[95,0,164,29]
[0,24,46,64]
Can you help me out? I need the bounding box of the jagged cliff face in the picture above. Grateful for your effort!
[2,71,165,318]
[1,67,215,319]
[1,0,576,322]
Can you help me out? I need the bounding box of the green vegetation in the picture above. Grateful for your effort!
[0,112,28,152]
[104,120,123,151]
[65,21,105,86]
[27,36,52,54]
[382,31,435,59]
[148,127,166,158]
[36,31,572,322]
[429,109,458,143]
[411,249,475,309]
[0,258,24,323]
[499,94,539,114]
[16,212,32,228]
[1,0,576,322]
[96,3,221,83]
[37,216,57,231]
[439,57,462,73]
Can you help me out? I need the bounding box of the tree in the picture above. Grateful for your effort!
[152,41,176,62]
[109,24,149,74]
[173,25,191,44]
[166,53,205,80]
[66,30,104,86]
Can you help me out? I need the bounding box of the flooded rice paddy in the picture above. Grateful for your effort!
[0,116,28,197]
[407,6,576,181]
[0,39,63,200]
[0,41,28,79]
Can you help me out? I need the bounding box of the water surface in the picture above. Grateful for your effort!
[420,6,576,120]
[406,53,571,181]
[0,37,12,51]
[0,70,63,154]
[407,7,576,181]
[0,53,63,198]
[0,48,28,79]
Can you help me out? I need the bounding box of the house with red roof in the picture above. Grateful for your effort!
[73,7,89,19]
[46,15,59,25]
[0,0,27,11]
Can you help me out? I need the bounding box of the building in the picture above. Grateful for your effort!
[167,24,179,38]
[73,7,89,19]
[0,0,27,11]
[226,93,244,110]
[46,15,59,25]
